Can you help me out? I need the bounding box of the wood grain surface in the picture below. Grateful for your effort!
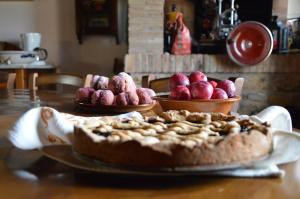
[0,89,299,199]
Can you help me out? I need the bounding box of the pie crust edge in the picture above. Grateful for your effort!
[73,126,272,168]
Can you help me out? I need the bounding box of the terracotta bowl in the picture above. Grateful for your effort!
[154,95,241,114]
[75,101,157,114]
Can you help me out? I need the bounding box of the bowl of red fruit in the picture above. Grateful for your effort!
[154,71,241,114]
[74,72,157,114]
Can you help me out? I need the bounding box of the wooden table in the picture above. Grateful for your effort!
[0,89,300,199]
[0,62,56,89]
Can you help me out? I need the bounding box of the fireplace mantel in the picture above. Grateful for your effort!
[125,53,300,74]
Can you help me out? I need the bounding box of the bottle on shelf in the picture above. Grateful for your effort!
[164,4,178,53]
[269,16,281,53]
[269,15,288,53]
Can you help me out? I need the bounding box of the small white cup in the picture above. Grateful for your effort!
[20,33,41,51]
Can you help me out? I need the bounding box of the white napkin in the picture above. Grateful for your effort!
[253,106,293,132]
[8,107,142,150]
[7,106,300,178]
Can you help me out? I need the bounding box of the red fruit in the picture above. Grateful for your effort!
[189,71,208,83]
[108,75,126,94]
[118,72,137,93]
[136,88,153,104]
[217,80,236,98]
[96,76,109,90]
[190,81,213,99]
[90,75,100,88]
[91,90,114,105]
[169,73,190,91]
[115,92,128,106]
[211,88,228,99]
[138,88,156,97]
[99,90,114,105]
[209,80,217,88]
[127,91,139,105]
[169,85,191,100]
[75,87,95,103]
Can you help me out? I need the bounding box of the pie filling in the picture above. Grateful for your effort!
[77,110,271,149]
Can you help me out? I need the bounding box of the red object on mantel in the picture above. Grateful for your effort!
[170,13,192,55]
[226,21,273,66]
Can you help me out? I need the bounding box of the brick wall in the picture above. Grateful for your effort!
[125,53,300,115]
[125,54,300,74]
[128,0,164,54]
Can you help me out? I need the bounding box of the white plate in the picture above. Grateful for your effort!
[0,51,39,64]
[40,145,252,177]
[39,131,300,177]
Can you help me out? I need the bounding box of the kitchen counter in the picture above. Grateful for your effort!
[0,61,57,89]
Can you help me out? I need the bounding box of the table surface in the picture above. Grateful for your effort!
[0,89,300,199]
[0,61,54,69]
[0,61,57,89]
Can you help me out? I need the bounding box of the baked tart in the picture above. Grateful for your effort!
[73,110,272,167]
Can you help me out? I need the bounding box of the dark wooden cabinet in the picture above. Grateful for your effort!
[194,0,273,41]
[75,0,117,44]
[236,0,273,26]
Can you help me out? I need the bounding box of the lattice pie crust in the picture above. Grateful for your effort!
[73,110,272,167]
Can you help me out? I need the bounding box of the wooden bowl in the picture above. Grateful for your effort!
[154,95,241,114]
[75,101,157,114]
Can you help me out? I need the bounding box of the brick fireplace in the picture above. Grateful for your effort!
[124,0,300,126]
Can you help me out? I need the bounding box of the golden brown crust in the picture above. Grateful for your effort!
[73,110,273,168]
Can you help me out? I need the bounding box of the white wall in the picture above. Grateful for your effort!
[0,0,128,76]
[272,0,288,20]
[34,0,128,76]
[0,1,35,45]
[273,0,300,20]
[287,0,300,18]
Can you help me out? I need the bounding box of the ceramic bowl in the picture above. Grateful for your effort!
[0,51,40,64]
[154,95,241,114]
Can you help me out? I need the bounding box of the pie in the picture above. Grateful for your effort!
[73,110,272,168]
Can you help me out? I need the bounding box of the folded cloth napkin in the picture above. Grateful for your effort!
[7,106,300,178]
[8,107,143,149]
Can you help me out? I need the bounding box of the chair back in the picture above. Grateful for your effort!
[142,74,244,113]
[0,72,16,90]
[84,74,93,88]
[29,73,85,91]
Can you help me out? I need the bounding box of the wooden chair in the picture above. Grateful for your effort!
[142,74,244,113]
[28,73,88,91]
[0,72,16,90]
[84,74,93,88]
